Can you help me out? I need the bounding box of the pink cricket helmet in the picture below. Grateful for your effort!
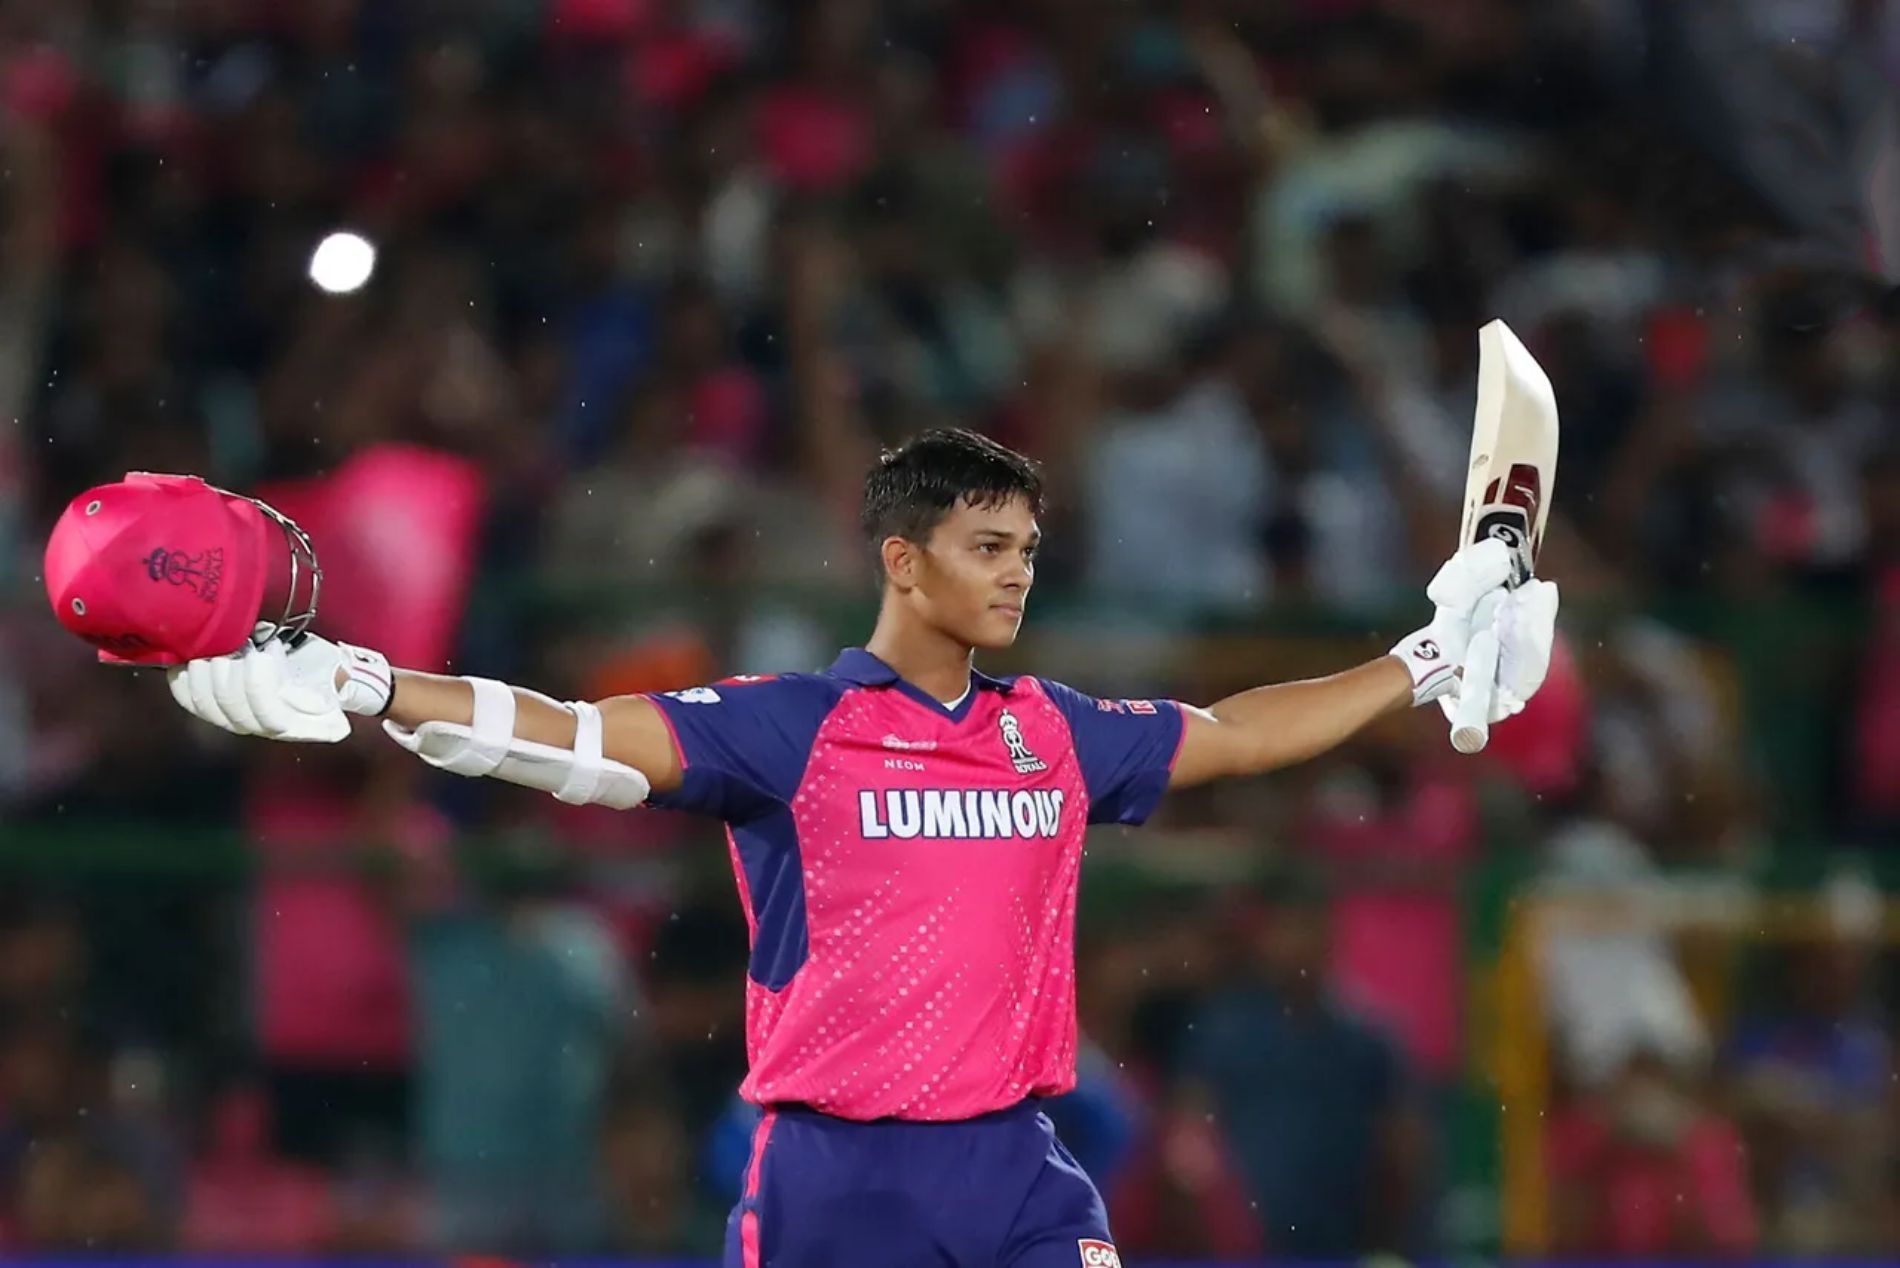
[43,472,320,665]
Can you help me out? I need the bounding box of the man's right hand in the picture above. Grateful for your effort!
[167,633,392,743]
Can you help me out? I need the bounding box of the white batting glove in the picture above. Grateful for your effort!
[1390,538,1513,707]
[166,633,392,744]
[1436,578,1560,724]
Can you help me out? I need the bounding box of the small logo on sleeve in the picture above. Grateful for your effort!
[1078,1240,1122,1267]
[664,687,722,704]
[1125,699,1157,714]
[998,707,1046,774]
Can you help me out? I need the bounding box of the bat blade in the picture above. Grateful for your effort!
[1451,320,1559,754]
[1460,320,1559,586]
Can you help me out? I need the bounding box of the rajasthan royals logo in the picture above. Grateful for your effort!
[142,546,223,604]
[998,708,1046,775]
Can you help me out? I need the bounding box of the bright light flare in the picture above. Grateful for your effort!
[308,231,377,295]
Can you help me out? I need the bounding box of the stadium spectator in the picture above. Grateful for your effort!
[1547,1047,1759,1259]
[1726,875,1894,1254]
[1177,865,1425,1259]
[406,839,636,1255]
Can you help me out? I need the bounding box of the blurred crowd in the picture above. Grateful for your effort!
[0,0,1898,1260]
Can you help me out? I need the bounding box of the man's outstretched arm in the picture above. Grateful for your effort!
[166,638,685,803]
[377,670,684,795]
[1169,655,1414,788]
[1166,538,1558,788]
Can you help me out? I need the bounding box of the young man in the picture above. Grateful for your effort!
[166,428,1558,1267]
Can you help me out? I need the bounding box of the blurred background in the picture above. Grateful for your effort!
[1,0,1898,1263]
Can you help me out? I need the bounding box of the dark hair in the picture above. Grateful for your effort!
[860,427,1044,557]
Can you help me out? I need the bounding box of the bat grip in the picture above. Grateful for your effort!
[1450,591,1505,755]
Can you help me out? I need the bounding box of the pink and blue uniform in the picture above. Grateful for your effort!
[643,648,1184,1268]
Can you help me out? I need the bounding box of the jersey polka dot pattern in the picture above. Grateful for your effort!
[643,651,1184,1122]
[741,680,1088,1120]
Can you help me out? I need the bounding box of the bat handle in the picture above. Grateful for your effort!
[1450,594,1504,755]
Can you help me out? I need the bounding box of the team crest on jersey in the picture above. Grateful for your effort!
[998,708,1045,774]
[664,686,722,704]
[1077,1240,1122,1268]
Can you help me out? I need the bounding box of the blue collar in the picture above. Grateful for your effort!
[828,648,1018,695]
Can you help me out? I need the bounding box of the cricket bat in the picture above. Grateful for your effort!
[1450,320,1559,755]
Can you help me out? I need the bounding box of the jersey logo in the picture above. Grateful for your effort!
[999,708,1046,774]
[143,546,224,603]
[1126,700,1157,715]
[1078,1240,1122,1268]
[664,687,722,704]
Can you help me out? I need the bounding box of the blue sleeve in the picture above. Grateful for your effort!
[642,675,839,822]
[1039,678,1184,825]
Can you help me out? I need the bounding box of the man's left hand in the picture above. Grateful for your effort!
[1437,578,1561,724]
[1389,538,1513,707]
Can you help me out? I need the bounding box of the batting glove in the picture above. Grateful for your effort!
[167,632,392,743]
[1389,538,1513,707]
[1436,578,1560,724]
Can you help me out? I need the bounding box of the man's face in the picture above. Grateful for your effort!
[889,494,1039,650]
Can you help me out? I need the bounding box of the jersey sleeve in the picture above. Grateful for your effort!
[1038,678,1186,825]
[641,676,838,822]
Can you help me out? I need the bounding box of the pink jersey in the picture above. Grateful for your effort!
[643,648,1184,1122]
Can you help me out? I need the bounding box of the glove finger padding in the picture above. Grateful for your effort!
[212,654,265,734]
[167,665,197,720]
[1419,540,1514,668]
[1498,579,1560,702]
[166,639,353,743]
[1436,590,1513,727]
[249,641,351,742]
[241,641,299,735]
[1425,539,1513,618]
[184,658,237,731]
[1435,579,1559,726]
